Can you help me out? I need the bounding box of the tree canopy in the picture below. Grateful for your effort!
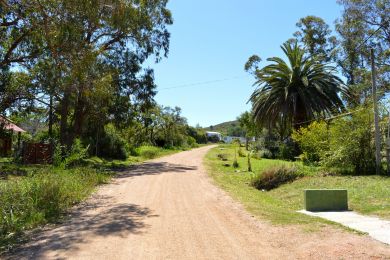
[249,42,347,130]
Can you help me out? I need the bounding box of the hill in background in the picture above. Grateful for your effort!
[204,120,245,137]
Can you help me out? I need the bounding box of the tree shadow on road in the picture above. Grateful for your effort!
[4,162,197,259]
[115,162,198,178]
[5,203,155,260]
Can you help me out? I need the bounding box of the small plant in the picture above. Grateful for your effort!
[251,166,301,191]
[232,147,239,168]
[247,151,252,172]
[217,153,228,161]
[232,159,239,168]
[238,147,246,157]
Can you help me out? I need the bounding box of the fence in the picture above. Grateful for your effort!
[22,142,53,164]
[0,137,12,157]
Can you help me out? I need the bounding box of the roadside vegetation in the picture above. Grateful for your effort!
[0,143,200,252]
[205,1,390,231]
[0,1,213,253]
[206,144,390,228]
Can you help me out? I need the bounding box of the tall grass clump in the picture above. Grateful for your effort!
[0,167,111,250]
[251,166,301,191]
[136,146,161,159]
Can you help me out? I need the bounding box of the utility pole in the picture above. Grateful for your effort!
[371,48,381,174]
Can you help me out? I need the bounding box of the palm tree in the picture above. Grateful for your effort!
[249,42,347,130]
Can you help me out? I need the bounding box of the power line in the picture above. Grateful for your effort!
[158,19,389,92]
[294,108,363,126]
[158,75,249,91]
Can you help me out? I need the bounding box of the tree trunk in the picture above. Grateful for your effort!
[60,88,71,154]
[70,91,86,146]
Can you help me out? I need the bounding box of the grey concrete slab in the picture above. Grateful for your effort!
[298,210,390,245]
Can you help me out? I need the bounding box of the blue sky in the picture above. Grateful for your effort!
[151,0,343,127]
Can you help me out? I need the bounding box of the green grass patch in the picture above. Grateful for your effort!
[206,144,390,229]
[0,166,112,251]
[135,145,190,160]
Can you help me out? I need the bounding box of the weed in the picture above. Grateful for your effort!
[238,148,246,157]
[251,166,301,191]
[0,167,112,250]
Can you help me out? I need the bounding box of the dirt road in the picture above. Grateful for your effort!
[8,146,390,259]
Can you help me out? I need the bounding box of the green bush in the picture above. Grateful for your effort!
[97,124,128,160]
[0,167,111,249]
[232,159,239,168]
[256,149,273,159]
[292,121,328,163]
[186,136,197,148]
[324,108,376,174]
[62,139,89,168]
[238,147,246,157]
[276,141,296,161]
[251,166,301,191]
[293,108,377,174]
[136,146,161,159]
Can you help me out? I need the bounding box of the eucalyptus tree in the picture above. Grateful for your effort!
[294,16,338,62]
[1,0,173,151]
[247,42,348,131]
[335,0,390,105]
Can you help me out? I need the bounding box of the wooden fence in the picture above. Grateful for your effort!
[0,137,12,157]
[22,142,53,164]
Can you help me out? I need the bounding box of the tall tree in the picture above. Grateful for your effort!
[1,0,173,152]
[248,42,347,130]
[294,15,337,62]
[335,0,390,105]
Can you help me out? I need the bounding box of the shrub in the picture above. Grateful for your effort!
[207,135,220,143]
[293,107,377,174]
[254,149,272,159]
[62,139,89,168]
[136,146,161,159]
[238,147,246,157]
[247,152,252,172]
[217,153,228,161]
[186,136,197,148]
[97,124,128,160]
[276,141,297,161]
[324,108,376,174]
[292,121,329,163]
[251,166,301,191]
[232,159,239,168]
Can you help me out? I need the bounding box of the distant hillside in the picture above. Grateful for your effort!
[204,120,245,137]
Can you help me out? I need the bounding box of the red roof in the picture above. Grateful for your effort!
[0,116,26,133]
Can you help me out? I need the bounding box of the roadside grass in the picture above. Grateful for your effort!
[0,166,113,251]
[0,145,193,253]
[84,146,192,170]
[205,144,390,229]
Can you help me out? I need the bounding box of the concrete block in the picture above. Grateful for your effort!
[304,189,348,211]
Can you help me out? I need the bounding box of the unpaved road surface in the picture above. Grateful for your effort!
[7,146,390,259]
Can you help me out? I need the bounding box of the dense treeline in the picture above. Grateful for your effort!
[0,0,206,159]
